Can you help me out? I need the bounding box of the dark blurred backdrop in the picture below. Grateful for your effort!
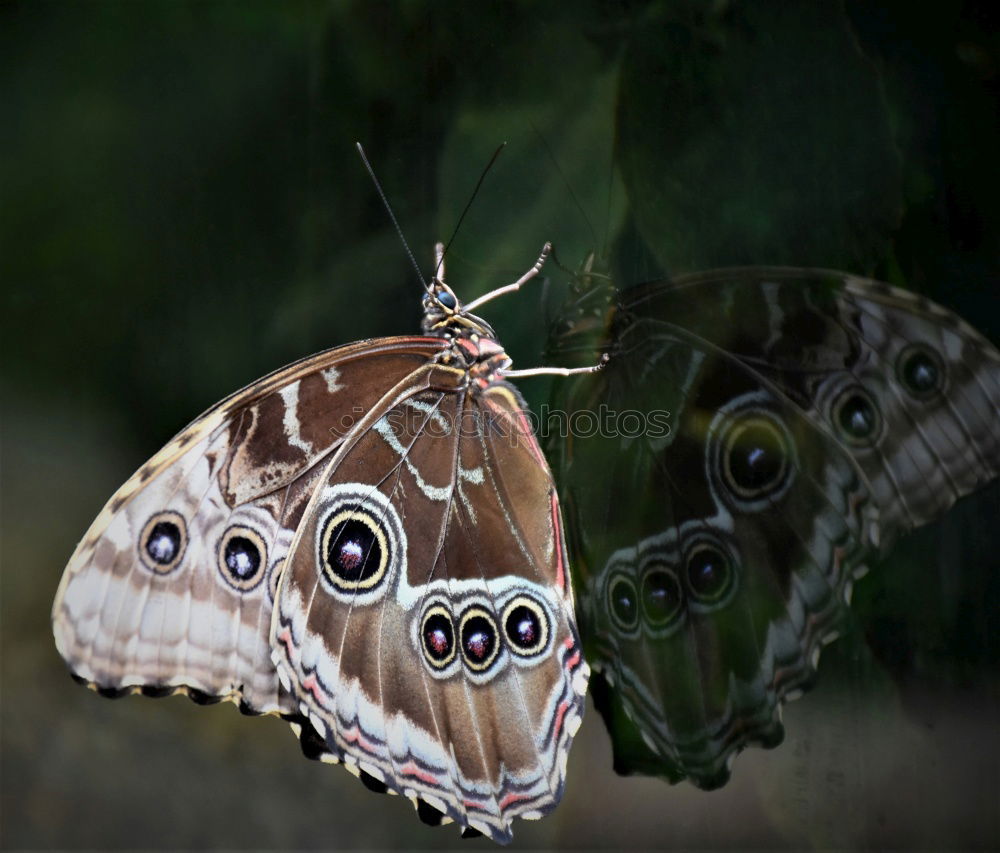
[2,1,998,849]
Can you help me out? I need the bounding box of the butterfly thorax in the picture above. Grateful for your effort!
[420,280,514,388]
[433,329,512,390]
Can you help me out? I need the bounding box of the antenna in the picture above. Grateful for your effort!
[530,120,599,250]
[355,142,427,288]
[436,142,507,281]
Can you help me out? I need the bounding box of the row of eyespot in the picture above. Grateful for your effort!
[419,595,551,674]
[139,512,268,592]
[606,541,737,634]
[715,344,946,504]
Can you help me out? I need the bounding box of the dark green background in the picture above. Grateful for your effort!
[2,1,997,849]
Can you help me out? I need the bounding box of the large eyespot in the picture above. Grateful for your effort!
[832,385,882,446]
[420,605,457,671]
[684,540,736,608]
[896,343,945,399]
[721,414,793,501]
[139,511,187,574]
[320,508,389,593]
[502,595,550,659]
[313,485,405,605]
[217,525,266,592]
[459,606,501,673]
[707,395,797,511]
[640,566,684,630]
[607,572,640,634]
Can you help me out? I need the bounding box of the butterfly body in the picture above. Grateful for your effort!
[53,247,588,843]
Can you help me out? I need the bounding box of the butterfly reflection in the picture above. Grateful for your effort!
[546,264,1000,788]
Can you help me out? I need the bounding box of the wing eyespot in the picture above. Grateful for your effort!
[138,511,187,574]
[501,595,550,659]
[319,508,390,595]
[607,572,640,634]
[683,538,738,609]
[217,524,267,592]
[831,385,883,446]
[458,605,501,674]
[420,604,458,671]
[640,566,684,630]
[896,343,946,399]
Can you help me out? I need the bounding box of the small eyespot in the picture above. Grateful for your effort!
[722,414,792,500]
[319,508,389,594]
[685,542,735,606]
[217,525,266,592]
[420,605,457,670]
[608,572,639,633]
[139,511,187,574]
[459,606,500,672]
[502,596,550,658]
[437,290,457,310]
[896,344,945,399]
[832,386,882,446]
[640,567,684,628]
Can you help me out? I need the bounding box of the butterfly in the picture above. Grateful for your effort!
[545,263,1000,788]
[51,241,593,844]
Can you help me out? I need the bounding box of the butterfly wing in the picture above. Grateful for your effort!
[628,268,1000,545]
[551,267,999,787]
[52,337,445,715]
[274,365,587,842]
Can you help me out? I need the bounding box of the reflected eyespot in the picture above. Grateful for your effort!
[139,511,187,574]
[722,414,792,500]
[684,541,736,607]
[640,567,684,629]
[420,605,457,671]
[502,596,550,659]
[607,572,639,633]
[319,508,389,593]
[832,386,882,445]
[896,343,945,399]
[217,525,266,592]
[459,606,501,673]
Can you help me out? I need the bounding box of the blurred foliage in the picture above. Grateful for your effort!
[2,0,998,849]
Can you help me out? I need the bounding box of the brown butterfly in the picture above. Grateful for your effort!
[51,240,595,843]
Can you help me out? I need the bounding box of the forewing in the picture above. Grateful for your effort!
[52,338,443,714]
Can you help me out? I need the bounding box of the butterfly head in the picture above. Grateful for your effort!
[421,275,498,341]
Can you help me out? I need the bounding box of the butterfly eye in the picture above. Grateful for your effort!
[607,572,640,633]
[217,525,266,592]
[721,415,792,501]
[897,344,945,399]
[458,606,501,673]
[685,542,736,607]
[138,511,187,574]
[420,605,457,671]
[640,567,684,629]
[502,595,550,659]
[832,386,883,445]
[319,508,390,594]
[437,290,457,311]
